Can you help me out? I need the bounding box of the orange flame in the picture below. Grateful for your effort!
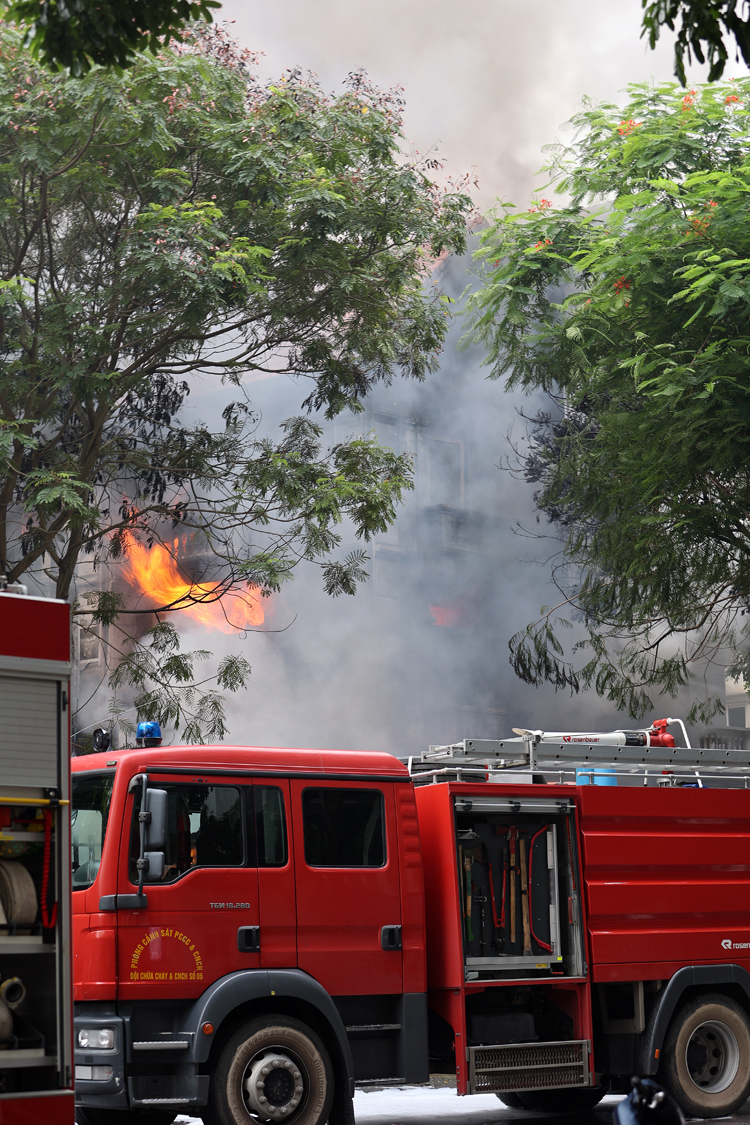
[430,598,472,628]
[124,538,265,633]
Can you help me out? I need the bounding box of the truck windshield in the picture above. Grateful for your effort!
[71,772,114,891]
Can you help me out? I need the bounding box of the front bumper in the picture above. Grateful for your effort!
[74,1007,209,1110]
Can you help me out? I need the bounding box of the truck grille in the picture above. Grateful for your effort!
[469,1039,590,1093]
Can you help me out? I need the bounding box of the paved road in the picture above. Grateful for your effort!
[175,1086,750,1125]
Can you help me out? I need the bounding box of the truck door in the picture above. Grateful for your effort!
[290,780,402,995]
[115,776,260,1001]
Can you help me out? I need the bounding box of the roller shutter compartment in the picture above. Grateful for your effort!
[0,675,59,788]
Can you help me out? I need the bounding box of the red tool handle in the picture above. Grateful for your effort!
[41,808,58,930]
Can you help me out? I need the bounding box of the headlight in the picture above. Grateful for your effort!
[77,1027,114,1049]
[75,1064,113,1081]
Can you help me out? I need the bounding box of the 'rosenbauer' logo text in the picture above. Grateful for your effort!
[722,938,750,950]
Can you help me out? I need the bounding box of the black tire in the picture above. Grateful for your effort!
[76,1110,176,1125]
[207,1015,334,1125]
[494,1091,526,1108]
[662,992,750,1118]
[517,1087,606,1112]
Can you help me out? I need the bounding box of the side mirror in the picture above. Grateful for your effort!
[144,852,165,882]
[142,788,167,883]
[144,788,167,850]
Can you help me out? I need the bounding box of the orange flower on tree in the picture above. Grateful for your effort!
[688,215,710,236]
[726,94,740,104]
[613,276,630,293]
[618,118,640,136]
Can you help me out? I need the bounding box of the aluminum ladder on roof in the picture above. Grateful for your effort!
[414,728,750,783]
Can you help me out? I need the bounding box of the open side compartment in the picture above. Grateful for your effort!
[453,793,585,980]
[0,796,66,1094]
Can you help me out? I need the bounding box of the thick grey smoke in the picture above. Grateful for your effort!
[181,257,710,755]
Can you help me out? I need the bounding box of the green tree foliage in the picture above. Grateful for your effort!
[0,24,471,740]
[642,0,750,85]
[465,79,750,723]
[1,0,219,76]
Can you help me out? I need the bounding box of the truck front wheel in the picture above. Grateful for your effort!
[207,1015,334,1125]
[662,993,750,1118]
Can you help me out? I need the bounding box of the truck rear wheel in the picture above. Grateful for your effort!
[662,993,750,1118]
[494,1092,525,1108]
[207,1015,334,1125]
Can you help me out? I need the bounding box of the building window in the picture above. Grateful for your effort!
[375,552,400,598]
[429,439,462,508]
[728,706,746,729]
[78,618,100,664]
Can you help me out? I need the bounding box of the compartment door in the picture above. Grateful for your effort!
[0,674,60,787]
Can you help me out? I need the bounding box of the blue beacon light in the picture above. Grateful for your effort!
[135,721,162,747]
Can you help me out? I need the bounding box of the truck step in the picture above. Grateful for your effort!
[132,1041,190,1050]
[355,1078,407,1088]
[469,1039,591,1094]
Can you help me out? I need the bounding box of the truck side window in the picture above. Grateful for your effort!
[302,788,385,867]
[129,783,243,883]
[255,785,287,867]
[72,771,115,890]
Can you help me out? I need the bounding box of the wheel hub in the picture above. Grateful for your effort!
[243,1050,304,1120]
[685,1019,740,1094]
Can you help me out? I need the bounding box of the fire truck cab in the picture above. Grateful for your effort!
[72,732,750,1124]
[72,745,424,1125]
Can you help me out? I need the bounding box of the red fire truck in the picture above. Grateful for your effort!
[0,589,74,1125]
[71,722,750,1124]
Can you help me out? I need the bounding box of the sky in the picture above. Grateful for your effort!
[217,0,733,213]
